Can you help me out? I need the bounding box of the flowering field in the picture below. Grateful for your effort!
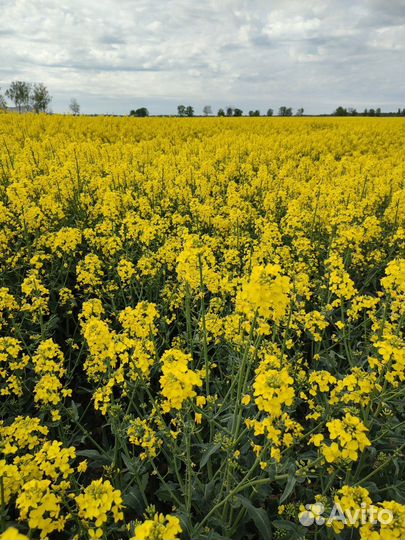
[0,114,404,540]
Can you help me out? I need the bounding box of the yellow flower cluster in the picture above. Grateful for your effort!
[0,416,78,538]
[132,513,182,540]
[80,299,159,413]
[0,337,28,397]
[381,258,405,320]
[128,417,162,460]
[360,500,405,539]
[253,355,295,417]
[20,270,49,321]
[0,114,404,539]
[0,288,18,331]
[329,368,381,405]
[236,264,291,325]
[16,479,67,538]
[159,349,203,412]
[32,339,71,419]
[75,478,124,539]
[322,413,371,463]
[0,528,28,540]
[329,485,405,539]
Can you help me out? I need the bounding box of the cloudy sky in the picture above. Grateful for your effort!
[1,0,404,114]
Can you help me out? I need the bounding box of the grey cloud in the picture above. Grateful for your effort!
[0,0,403,114]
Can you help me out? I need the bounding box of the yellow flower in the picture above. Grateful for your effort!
[117,258,136,283]
[16,479,67,538]
[75,478,123,536]
[236,264,291,323]
[77,459,88,473]
[76,253,104,291]
[0,528,29,540]
[253,357,294,418]
[132,513,182,540]
[242,394,251,405]
[159,349,203,412]
[128,418,162,460]
[322,414,370,463]
[309,434,324,447]
[196,395,206,407]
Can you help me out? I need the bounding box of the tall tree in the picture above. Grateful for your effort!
[69,98,80,115]
[278,106,292,116]
[6,81,31,112]
[267,108,273,116]
[185,106,194,117]
[0,88,6,110]
[233,108,243,116]
[203,105,212,116]
[130,107,149,117]
[296,107,304,116]
[177,105,186,116]
[217,108,225,117]
[226,107,233,117]
[31,83,52,113]
[334,106,348,116]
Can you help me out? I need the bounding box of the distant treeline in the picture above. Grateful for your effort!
[130,104,405,117]
[1,81,404,117]
[332,106,405,117]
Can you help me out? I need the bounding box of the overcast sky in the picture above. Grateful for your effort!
[1,0,404,114]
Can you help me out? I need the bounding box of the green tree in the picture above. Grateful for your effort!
[267,108,273,116]
[279,106,292,116]
[6,81,31,112]
[185,106,194,117]
[69,98,80,115]
[0,88,6,110]
[203,105,212,116]
[130,107,149,117]
[296,107,304,116]
[226,107,233,116]
[31,83,52,113]
[334,106,348,116]
[217,108,225,117]
[177,105,186,116]
[233,108,243,116]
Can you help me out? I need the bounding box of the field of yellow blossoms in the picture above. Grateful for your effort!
[0,113,404,540]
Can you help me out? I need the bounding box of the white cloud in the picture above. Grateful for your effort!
[369,25,405,50]
[0,0,404,114]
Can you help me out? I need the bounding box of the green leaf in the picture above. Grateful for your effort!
[121,451,138,472]
[200,443,221,468]
[237,495,272,540]
[156,481,180,503]
[272,520,306,539]
[279,470,296,504]
[205,533,234,540]
[76,449,111,465]
[272,519,297,531]
[123,487,145,514]
[70,401,79,421]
